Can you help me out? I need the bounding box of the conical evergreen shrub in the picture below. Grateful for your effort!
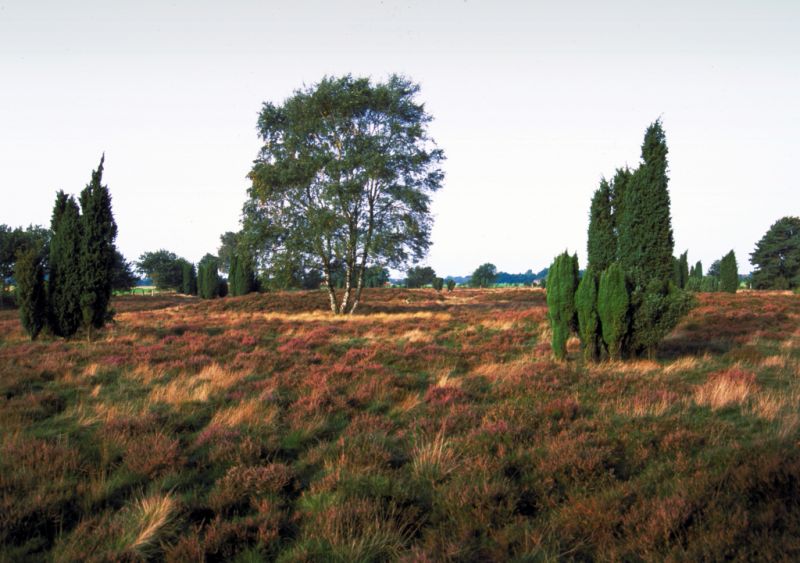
[719,250,738,293]
[597,263,629,361]
[79,155,118,340]
[546,252,579,360]
[48,194,83,338]
[15,247,47,340]
[575,267,601,361]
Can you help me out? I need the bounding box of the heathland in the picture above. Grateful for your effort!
[2,288,799,561]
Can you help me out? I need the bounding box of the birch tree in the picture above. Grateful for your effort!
[248,75,444,314]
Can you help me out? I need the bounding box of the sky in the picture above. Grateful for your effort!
[1,0,798,276]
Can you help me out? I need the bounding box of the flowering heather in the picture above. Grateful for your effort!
[1,288,800,560]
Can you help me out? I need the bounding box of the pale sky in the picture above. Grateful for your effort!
[1,0,798,276]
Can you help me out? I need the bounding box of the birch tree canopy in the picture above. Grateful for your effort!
[248,74,445,314]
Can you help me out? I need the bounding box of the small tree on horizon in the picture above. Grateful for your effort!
[406,266,436,289]
[137,250,183,290]
[719,250,739,293]
[750,216,800,290]
[471,263,497,288]
[111,250,139,292]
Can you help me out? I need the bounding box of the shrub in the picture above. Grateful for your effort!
[432,277,444,291]
[719,250,738,293]
[575,268,601,361]
[630,279,695,358]
[546,252,579,360]
[446,279,456,292]
[14,248,46,340]
[597,263,629,360]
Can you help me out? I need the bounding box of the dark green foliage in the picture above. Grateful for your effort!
[363,266,390,288]
[0,224,50,308]
[446,279,456,292]
[217,231,240,274]
[672,257,681,287]
[720,250,739,293]
[179,260,197,295]
[14,247,46,340]
[700,276,719,293]
[470,263,497,288]
[546,252,579,360]
[406,266,436,289]
[676,251,689,289]
[707,260,721,278]
[587,178,616,271]
[228,254,239,296]
[575,268,601,361]
[609,167,632,238]
[685,277,702,292]
[79,155,118,336]
[198,254,220,299]
[218,280,228,298]
[48,193,83,338]
[617,121,675,288]
[432,277,444,292]
[111,250,138,292]
[692,260,703,279]
[750,216,800,289]
[248,74,444,314]
[631,280,695,358]
[597,263,629,360]
[137,250,183,290]
[229,253,255,297]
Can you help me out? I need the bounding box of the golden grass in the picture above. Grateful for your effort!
[434,371,461,389]
[73,401,146,427]
[695,376,754,410]
[471,358,534,383]
[614,393,677,418]
[479,318,516,331]
[149,363,244,405]
[256,310,452,324]
[591,359,661,376]
[125,493,178,556]
[748,392,786,421]
[663,356,700,375]
[211,399,279,428]
[760,355,788,369]
[394,393,423,413]
[412,426,460,483]
[400,328,431,343]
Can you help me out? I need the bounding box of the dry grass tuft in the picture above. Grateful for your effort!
[211,399,279,428]
[760,355,788,369]
[401,328,431,343]
[412,425,460,483]
[123,493,178,558]
[615,389,679,417]
[663,356,700,375]
[149,363,243,404]
[695,368,757,410]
